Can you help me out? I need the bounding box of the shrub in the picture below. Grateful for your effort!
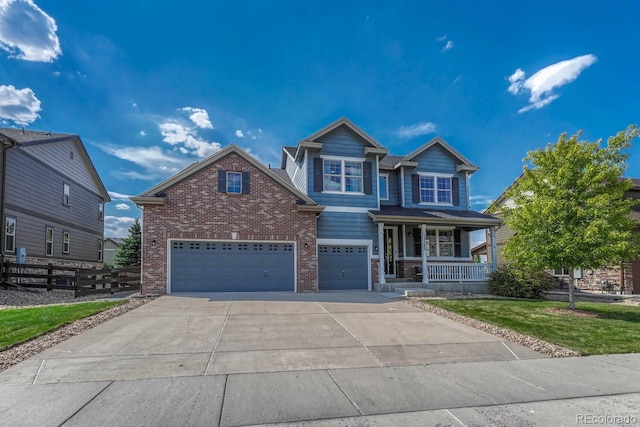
[489,265,552,299]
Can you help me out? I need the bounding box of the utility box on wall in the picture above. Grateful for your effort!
[17,247,26,264]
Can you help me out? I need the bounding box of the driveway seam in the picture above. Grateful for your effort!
[327,369,364,416]
[205,301,233,375]
[59,381,114,426]
[318,304,384,367]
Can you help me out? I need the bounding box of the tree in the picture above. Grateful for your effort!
[502,125,639,309]
[114,219,141,267]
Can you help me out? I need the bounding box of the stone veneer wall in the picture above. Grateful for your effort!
[140,153,318,295]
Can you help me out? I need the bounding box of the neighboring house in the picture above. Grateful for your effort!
[103,237,123,266]
[0,128,110,268]
[132,118,501,295]
[487,178,640,294]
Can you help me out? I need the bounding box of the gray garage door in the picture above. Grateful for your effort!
[318,245,369,290]
[170,241,295,292]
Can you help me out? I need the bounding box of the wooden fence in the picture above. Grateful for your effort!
[1,262,140,297]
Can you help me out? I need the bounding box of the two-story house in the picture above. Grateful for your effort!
[132,118,500,295]
[0,128,110,268]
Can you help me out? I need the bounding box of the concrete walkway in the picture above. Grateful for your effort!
[1,291,638,426]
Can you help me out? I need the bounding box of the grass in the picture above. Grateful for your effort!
[424,299,640,355]
[0,300,126,351]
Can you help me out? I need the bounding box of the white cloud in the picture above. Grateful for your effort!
[115,203,130,210]
[436,34,447,42]
[104,216,137,238]
[103,145,191,180]
[0,0,61,62]
[442,40,454,51]
[158,121,221,158]
[132,102,138,108]
[508,54,598,113]
[397,122,437,138]
[469,195,494,208]
[0,84,41,124]
[139,130,147,136]
[181,107,213,129]
[108,191,133,200]
[235,130,244,138]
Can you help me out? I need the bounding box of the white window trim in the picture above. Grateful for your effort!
[417,172,453,206]
[379,173,389,201]
[415,227,456,258]
[98,202,104,220]
[63,183,70,206]
[45,227,54,257]
[320,155,366,195]
[226,171,242,194]
[63,232,70,254]
[4,217,16,253]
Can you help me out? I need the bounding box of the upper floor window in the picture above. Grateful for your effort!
[4,217,16,253]
[226,171,242,194]
[217,169,250,194]
[379,174,389,200]
[45,227,54,257]
[63,183,70,206]
[419,174,451,204]
[323,158,363,193]
[98,202,104,220]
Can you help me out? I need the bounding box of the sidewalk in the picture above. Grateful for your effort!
[1,353,639,426]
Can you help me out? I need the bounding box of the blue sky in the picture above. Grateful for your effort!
[1,1,639,238]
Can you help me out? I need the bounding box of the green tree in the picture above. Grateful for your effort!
[114,218,141,267]
[502,125,639,309]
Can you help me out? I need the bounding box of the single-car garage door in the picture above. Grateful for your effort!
[170,241,295,292]
[318,245,369,290]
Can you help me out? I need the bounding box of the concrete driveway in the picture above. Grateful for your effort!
[1,291,639,426]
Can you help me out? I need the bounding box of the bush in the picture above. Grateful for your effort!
[489,265,552,299]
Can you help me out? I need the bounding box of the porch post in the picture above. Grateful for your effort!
[490,226,498,272]
[421,224,428,284]
[377,222,385,286]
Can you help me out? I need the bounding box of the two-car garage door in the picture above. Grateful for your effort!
[170,241,295,292]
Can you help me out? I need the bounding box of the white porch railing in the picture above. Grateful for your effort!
[427,262,492,282]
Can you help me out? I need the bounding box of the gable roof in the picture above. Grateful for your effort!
[300,117,385,149]
[0,127,111,202]
[404,136,479,173]
[131,144,322,211]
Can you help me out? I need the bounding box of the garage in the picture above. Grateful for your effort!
[318,245,369,290]
[170,240,295,292]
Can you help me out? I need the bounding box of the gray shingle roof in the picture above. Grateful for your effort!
[283,146,296,158]
[369,206,500,222]
[0,128,73,144]
[270,168,293,184]
[379,155,404,167]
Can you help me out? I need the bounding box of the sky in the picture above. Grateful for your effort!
[1,1,639,239]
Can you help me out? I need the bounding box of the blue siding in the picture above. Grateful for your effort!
[403,144,468,210]
[307,126,379,208]
[317,211,379,255]
[381,171,399,206]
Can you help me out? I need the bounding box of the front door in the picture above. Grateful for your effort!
[383,227,397,277]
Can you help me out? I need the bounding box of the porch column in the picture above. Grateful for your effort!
[490,226,498,272]
[377,222,385,286]
[421,224,428,284]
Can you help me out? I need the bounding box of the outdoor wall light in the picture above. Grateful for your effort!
[304,242,308,248]
[151,240,157,246]
[374,246,378,252]
[408,232,413,237]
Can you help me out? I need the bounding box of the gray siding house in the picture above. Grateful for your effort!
[0,128,110,267]
[103,237,123,266]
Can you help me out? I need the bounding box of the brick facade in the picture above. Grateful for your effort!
[140,153,318,295]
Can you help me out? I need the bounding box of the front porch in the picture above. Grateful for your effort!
[368,206,501,292]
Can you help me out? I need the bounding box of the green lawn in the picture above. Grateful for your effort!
[424,299,640,355]
[0,300,126,351]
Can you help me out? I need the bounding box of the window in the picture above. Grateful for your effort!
[98,202,104,220]
[323,158,363,193]
[413,227,455,257]
[63,183,70,206]
[98,239,103,262]
[45,227,54,257]
[63,232,70,254]
[554,268,570,276]
[4,217,16,253]
[226,171,242,194]
[379,174,389,200]
[419,174,452,204]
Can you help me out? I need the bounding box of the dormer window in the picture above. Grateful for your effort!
[419,174,452,204]
[322,157,363,194]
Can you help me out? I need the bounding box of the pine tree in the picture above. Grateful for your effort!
[114,219,141,267]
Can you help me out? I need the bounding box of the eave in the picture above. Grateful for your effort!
[296,204,325,213]
[129,196,166,206]
[295,141,322,160]
[364,147,388,156]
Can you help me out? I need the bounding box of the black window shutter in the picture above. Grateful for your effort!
[412,174,420,203]
[452,177,460,206]
[242,171,250,194]
[313,157,323,192]
[363,161,372,195]
[218,169,227,193]
[454,229,462,257]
